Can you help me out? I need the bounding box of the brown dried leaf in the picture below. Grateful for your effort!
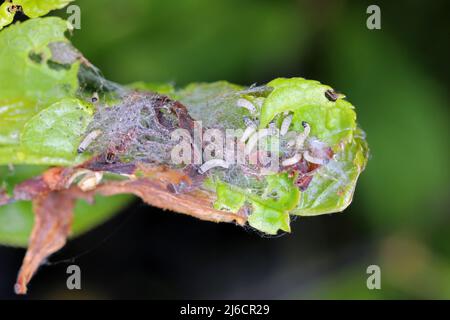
[14,189,89,294]
[94,178,245,225]
[11,164,246,294]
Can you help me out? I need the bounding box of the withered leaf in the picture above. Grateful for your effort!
[15,189,89,294]
[11,164,246,294]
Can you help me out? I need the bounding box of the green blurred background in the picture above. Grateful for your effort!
[1,0,449,299]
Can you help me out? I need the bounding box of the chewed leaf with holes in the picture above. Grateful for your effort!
[0,17,130,249]
[260,78,356,146]
[0,1,16,30]
[0,0,74,29]
[188,78,368,230]
[0,17,79,146]
[14,0,74,18]
[256,77,367,216]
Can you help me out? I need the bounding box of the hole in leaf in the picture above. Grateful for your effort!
[47,60,71,71]
[28,51,43,64]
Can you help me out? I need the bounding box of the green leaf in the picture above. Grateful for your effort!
[246,173,300,234]
[255,78,367,218]
[0,98,92,165]
[13,0,74,19]
[247,203,290,235]
[213,173,300,235]
[260,77,356,147]
[214,182,246,212]
[0,0,73,29]
[0,1,16,30]
[293,129,368,216]
[21,98,93,159]
[0,17,79,146]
